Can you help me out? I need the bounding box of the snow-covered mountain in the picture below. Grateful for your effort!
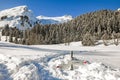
[0,6,37,30]
[118,8,120,11]
[37,15,72,24]
[0,6,73,30]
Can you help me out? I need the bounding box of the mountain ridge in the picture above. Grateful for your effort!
[37,15,72,24]
[0,6,72,30]
[0,6,37,30]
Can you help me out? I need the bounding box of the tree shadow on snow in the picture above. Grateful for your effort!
[0,42,111,57]
[0,42,87,54]
[0,63,12,80]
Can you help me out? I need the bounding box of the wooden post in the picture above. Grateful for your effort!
[0,29,1,41]
[71,51,73,60]
[70,64,73,70]
[70,51,74,70]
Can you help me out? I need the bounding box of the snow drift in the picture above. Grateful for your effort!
[48,55,120,80]
[0,53,120,80]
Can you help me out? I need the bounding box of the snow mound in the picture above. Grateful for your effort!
[12,64,40,80]
[0,54,41,80]
[48,55,120,80]
[0,54,120,80]
[0,54,61,80]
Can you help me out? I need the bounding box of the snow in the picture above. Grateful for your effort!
[0,36,120,80]
[118,8,120,11]
[0,6,37,30]
[0,6,73,29]
[37,15,72,24]
[48,55,120,80]
[12,64,40,80]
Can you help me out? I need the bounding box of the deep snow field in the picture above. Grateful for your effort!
[0,36,120,80]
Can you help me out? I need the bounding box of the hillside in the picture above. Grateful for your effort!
[19,9,120,45]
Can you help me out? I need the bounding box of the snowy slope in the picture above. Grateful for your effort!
[0,6,73,29]
[0,6,37,30]
[0,36,120,80]
[37,15,72,24]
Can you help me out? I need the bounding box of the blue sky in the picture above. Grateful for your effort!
[0,0,120,17]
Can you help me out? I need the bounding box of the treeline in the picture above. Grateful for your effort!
[1,9,120,46]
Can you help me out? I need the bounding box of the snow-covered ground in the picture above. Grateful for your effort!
[0,37,120,80]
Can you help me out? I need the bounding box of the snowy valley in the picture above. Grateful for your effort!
[0,36,120,80]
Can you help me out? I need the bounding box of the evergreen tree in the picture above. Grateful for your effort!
[14,37,18,44]
[112,31,119,46]
[82,32,95,46]
[9,35,13,42]
[101,31,109,46]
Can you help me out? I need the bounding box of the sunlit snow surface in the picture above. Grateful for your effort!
[0,36,120,80]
